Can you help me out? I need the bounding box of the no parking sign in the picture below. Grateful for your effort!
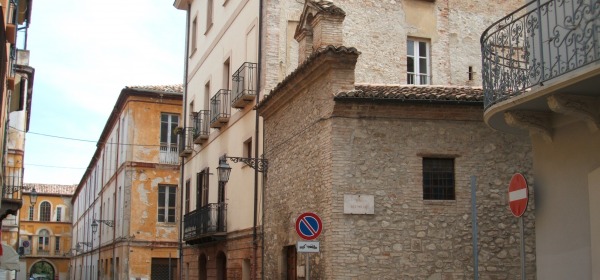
[295,212,322,240]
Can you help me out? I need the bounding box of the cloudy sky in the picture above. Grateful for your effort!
[23,0,186,185]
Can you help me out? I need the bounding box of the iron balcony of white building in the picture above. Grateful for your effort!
[481,0,599,132]
[183,202,227,245]
[178,127,194,157]
[210,89,231,128]
[231,62,257,109]
[0,167,23,220]
[192,110,210,144]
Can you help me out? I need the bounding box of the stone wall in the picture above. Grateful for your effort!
[259,48,535,279]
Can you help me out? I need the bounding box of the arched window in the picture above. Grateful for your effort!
[40,202,51,221]
[38,229,50,254]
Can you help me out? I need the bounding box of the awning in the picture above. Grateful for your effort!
[0,244,20,271]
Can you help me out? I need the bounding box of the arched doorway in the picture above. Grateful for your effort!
[216,251,227,280]
[198,254,207,280]
[29,260,55,280]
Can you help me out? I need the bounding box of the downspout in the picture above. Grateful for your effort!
[179,3,191,280]
[253,0,264,279]
[112,117,121,280]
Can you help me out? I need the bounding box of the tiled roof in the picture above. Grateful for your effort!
[23,183,77,195]
[125,84,183,93]
[311,0,346,16]
[259,45,360,109]
[335,84,483,103]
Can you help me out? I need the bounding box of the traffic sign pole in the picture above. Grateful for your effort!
[519,216,525,280]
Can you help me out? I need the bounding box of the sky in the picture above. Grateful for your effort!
[22,0,186,185]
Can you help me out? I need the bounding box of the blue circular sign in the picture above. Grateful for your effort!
[295,212,322,240]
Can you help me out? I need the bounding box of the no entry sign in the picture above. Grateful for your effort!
[295,212,322,240]
[508,173,529,217]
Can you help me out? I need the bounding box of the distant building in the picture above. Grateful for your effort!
[13,184,76,280]
[481,0,600,279]
[70,85,182,280]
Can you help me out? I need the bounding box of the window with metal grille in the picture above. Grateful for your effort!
[40,201,51,221]
[158,185,177,223]
[423,158,455,200]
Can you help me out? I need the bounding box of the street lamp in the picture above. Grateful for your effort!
[30,187,37,206]
[91,219,114,234]
[217,154,268,183]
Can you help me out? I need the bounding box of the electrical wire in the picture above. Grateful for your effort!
[13,127,168,147]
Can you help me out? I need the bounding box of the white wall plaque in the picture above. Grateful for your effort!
[343,194,374,214]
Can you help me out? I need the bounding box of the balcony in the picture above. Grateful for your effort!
[1,167,23,220]
[231,62,258,108]
[178,127,194,157]
[159,143,179,164]
[481,0,600,134]
[210,89,231,128]
[192,110,210,144]
[183,203,227,244]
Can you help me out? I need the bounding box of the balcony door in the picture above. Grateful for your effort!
[160,113,179,164]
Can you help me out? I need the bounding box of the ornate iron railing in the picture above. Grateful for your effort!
[481,0,600,109]
[178,127,194,157]
[183,202,227,241]
[2,167,22,200]
[210,89,231,126]
[192,110,210,142]
[231,62,257,108]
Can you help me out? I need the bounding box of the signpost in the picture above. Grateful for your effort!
[508,173,528,280]
[296,212,322,280]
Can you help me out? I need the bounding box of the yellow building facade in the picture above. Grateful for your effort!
[71,85,182,280]
[13,184,75,280]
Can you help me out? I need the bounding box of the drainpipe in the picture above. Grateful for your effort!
[253,0,264,279]
[179,3,191,280]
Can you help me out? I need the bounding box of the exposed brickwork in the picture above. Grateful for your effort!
[259,44,535,279]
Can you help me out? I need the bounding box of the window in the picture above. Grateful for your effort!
[422,158,455,200]
[38,229,50,253]
[55,237,61,254]
[223,58,231,90]
[191,16,198,54]
[407,39,430,85]
[204,81,211,110]
[56,207,62,222]
[160,113,179,164]
[185,180,191,214]
[244,138,252,158]
[196,169,209,209]
[40,201,51,221]
[206,0,214,32]
[29,206,34,221]
[158,185,177,223]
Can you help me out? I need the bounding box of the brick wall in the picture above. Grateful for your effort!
[260,47,535,279]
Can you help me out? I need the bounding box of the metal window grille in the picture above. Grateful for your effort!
[423,158,455,200]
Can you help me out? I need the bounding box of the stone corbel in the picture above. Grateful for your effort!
[547,95,600,132]
[505,111,553,142]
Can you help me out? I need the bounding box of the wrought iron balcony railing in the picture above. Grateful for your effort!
[183,202,227,242]
[2,167,23,200]
[481,0,600,109]
[210,89,231,128]
[178,127,194,157]
[192,110,210,144]
[231,62,258,108]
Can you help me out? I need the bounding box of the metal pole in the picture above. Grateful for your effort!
[519,216,526,280]
[305,254,309,280]
[470,176,479,280]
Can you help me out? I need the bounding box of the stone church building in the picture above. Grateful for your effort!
[257,1,535,279]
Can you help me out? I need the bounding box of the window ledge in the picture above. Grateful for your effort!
[423,199,456,205]
[204,23,213,35]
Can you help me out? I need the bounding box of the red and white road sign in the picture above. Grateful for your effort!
[508,173,529,217]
